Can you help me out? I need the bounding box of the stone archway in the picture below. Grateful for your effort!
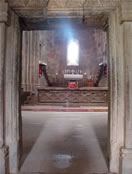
[0,1,132,174]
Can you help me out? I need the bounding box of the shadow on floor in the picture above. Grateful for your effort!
[93,120,109,167]
[20,121,44,167]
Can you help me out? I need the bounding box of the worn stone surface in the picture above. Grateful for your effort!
[120,1,132,22]
[123,23,132,149]
[0,1,8,149]
[0,3,8,174]
[0,147,8,174]
[5,8,21,174]
[108,7,125,174]
[0,23,5,148]
[119,22,132,174]
[8,0,120,17]
[0,3,8,22]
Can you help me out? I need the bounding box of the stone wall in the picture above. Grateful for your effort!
[22,28,108,92]
[22,31,40,92]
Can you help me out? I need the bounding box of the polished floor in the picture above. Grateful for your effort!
[20,111,108,173]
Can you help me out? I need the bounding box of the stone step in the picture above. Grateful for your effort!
[18,173,45,174]
[18,172,117,174]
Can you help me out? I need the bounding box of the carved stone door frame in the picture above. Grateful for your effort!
[0,1,127,174]
[19,8,125,173]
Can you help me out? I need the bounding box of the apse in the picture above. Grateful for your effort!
[21,22,108,106]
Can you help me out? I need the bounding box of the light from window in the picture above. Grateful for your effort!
[67,40,79,66]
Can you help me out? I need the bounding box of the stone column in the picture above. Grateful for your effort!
[5,9,21,173]
[108,8,124,173]
[0,3,8,174]
[120,1,132,174]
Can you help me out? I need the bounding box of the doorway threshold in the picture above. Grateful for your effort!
[21,105,108,112]
[18,172,117,174]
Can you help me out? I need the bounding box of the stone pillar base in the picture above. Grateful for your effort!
[0,147,8,174]
[8,141,20,174]
[120,148,132,174]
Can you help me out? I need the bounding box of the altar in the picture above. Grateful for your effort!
[37,87,108,106]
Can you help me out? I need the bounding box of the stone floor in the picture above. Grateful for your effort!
[20,111,108,174]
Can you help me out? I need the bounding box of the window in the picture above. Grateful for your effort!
[67,40,79,66]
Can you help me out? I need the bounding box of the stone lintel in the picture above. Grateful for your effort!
[120,1,132,23]
[120,148,132,174]
[0,147,9,174]
[0,3,8,23]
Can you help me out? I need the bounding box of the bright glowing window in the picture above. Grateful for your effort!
[67,40,79,66]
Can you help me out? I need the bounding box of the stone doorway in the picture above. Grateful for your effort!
[0,1,127,174]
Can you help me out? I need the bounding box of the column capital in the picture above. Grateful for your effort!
[120,1,132,23]
[0,3,8,23]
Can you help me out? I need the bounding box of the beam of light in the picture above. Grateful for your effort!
[67,40,79,66]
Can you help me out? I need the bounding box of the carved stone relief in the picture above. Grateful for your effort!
[8,0,48,8]
[48,0,84,8]
[7,0,121,17]
[8,0,120,9]
[84,0,120,8]
[0,3,8,22]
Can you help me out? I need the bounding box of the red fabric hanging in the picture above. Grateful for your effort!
[39,65,43,76]
[104,64,107,76]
